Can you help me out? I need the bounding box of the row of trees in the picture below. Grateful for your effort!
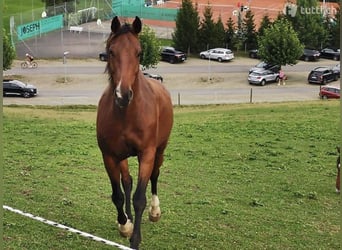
[173,0,340,55]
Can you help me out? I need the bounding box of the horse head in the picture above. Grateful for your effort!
[106,16,142,108]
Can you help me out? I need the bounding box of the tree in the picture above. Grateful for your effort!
[214,15,226,48]
[285,0,327,48]
[139,25,161,69]
[172,0,200,54]
[324,4,340,48]
[198,4,216,50]
[3,29,16,71]
[258,15,272,37]
[258,18,303,66]
[225,17,236,49]
[242,10,258,50]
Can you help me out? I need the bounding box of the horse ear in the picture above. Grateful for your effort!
[132,16,142,34]
[111,16,121,33]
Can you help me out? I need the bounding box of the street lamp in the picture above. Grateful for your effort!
[63,51,70,82]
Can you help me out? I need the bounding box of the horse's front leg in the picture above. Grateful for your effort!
[148,150,165,222]
[103,155,133,238]
[130,149,156,249]
[120,159,133,221]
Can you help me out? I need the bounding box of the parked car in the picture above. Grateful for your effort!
[299,48,320,61]
[320,48,340,61]
[249,61,281,73]
[308,66,338,84]
[248,69,280,86]
[99,51,108,61]
[249,49,259,59]
[199,48,234,62]
[143,72,163,83]
[332,63,340,78]
[319,85,340,99]
[3,79,38,98]
[160,46,186,64]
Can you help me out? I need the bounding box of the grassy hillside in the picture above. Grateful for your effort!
[3,102,340,249]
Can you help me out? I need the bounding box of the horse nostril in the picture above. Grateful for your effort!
[128,89,134,101]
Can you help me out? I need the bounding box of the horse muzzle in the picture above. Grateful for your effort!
[114,88,134,108]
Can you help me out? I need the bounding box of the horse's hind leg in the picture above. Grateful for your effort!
[148,150,164,222]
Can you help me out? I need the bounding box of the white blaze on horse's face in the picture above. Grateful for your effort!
[115,79,123,99]
[114,78,134,108]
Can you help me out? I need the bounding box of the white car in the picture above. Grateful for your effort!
[248,69,280,86]
[199,48,234,62]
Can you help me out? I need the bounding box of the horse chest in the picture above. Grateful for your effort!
[100,121,142,159]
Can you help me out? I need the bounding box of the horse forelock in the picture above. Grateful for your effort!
[105,24,137,53]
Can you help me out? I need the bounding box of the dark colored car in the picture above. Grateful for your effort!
[160,46,186,64]
[99,51,108,61]
[3,79,38,98]
[249,49,259,59]
[299,48,320,61]
[143,72,163,83]
[320,48,340,61]
[308,67,338,84]
[319,85,340,99]
[249,61,281,73]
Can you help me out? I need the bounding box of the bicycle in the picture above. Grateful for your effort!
[21,61,38,69]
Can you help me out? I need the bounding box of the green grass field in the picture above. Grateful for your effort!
[3,102,340,249]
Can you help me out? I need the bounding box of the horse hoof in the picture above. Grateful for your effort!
[118,219,133,238]
[149,213,161,222]
[148,206,161,222]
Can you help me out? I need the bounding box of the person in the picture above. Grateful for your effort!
[278,69,286,85]
[26,53,34,67]
[278,70,286,85]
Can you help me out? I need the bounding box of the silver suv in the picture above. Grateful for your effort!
[199,48,234,62]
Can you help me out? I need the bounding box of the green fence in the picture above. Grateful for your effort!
[112,0,178,21]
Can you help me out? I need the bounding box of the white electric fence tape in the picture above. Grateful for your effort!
[3,205,133,250]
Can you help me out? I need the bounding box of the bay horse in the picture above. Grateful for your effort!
[96,16,173,249]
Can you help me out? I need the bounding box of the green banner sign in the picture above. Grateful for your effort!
[17,14,63,40]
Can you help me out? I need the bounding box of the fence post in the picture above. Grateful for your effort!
[249,88,253,103]
[178,92,180,106]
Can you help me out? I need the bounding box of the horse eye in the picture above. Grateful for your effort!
[109,50,114,57]
[137,51,142,58]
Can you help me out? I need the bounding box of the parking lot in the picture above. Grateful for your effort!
[4,55,339,106]
[5,17,339,106]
